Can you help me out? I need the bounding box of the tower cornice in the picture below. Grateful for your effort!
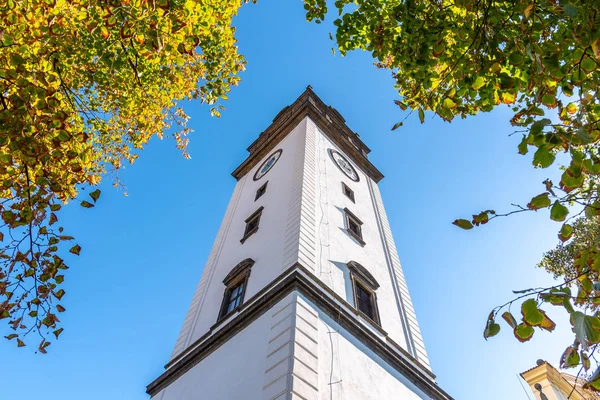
[148,263,452,400]
[231,86,384,182]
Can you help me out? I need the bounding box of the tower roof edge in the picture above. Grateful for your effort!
[232,87,384,182]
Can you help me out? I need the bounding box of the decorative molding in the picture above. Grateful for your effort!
[343,207,363,225]
[347,261,380,290]
[217,261,252,323]
[148,264,452,400]
[367,179,431,369]
[282,117,317,272]
[262,294,319,400]
[232,87,383,183]
[222,258,255,285]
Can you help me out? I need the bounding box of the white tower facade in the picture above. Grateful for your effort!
[147,88,451,400]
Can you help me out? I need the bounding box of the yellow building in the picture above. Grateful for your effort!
[521,360,600,400]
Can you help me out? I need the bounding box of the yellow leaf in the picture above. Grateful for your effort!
[502,92,516,104]
[100,26,110,40]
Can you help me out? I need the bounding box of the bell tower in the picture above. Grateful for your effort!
[147,87,451,400]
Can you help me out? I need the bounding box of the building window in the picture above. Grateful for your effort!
[255,181,268,201]
[344,207,365,246]
[347,261,380,325]
[222,280,245,316]
[241,206,264,244]
[218,258,254,321]
[355,281,376,320]
[342,182,355,203]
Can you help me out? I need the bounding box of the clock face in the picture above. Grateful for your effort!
[254,149,282,181]
[329,149,359,182]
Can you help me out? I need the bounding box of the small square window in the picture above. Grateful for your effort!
[241,206,263,244]
[255,182,268,201]
[348,219,361,236]
[344,208,365,246]
[342,182,355,203]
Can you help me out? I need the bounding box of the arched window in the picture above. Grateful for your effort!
[218,258,255,321]
[347,261,380,325]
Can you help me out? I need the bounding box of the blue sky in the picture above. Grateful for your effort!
[1,1,576,399]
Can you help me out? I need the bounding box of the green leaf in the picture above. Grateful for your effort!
[394,100,407,110]
[418,108,425,124]
[518,135,528,155]
[514,323,534,342]
[561,169,584,191]
[539,311,556,332]
[532,146,555,168]
[521,299,544,326]
[4,333,18,340]
[442,98,457,109]
[483,315,500,340]
[69,244,81,255]
[53,328,63,339]
[89,189,101,203]
[550,201,569,221]
[581,57,596,73]
[509,52,524,65]
[530,118,551,135]
[582,351,591,370]
[452,219,473,230]
[576,128,592,144]
[80,200,94,208]
[541,94,556,108]
[584,366,600,391]
[513,288,535,294]
[572,312,600,349]
[527,193,551,210]
[501,311,518,329]
[563,3,578,17]
[561,345,580,368]
[53,289,65,300]
[471,76,485,90]
[391,122,403,130]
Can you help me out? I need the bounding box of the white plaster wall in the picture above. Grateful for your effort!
[153,307,271,400]
[284,293,431,400]
[172,118,316,357]
[313,127,430,368]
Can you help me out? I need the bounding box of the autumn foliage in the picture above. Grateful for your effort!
[0,0,245,352]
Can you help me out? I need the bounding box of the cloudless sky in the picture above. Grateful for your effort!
[1,2,576,399]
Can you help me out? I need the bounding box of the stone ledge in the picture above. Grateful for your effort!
[147,264,451,400]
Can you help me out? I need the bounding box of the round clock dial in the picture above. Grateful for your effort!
[329,149,359,182]
[254,149,282,181]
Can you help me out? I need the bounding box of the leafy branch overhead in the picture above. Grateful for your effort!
[0,0,246,352]
[303,0,600,391]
